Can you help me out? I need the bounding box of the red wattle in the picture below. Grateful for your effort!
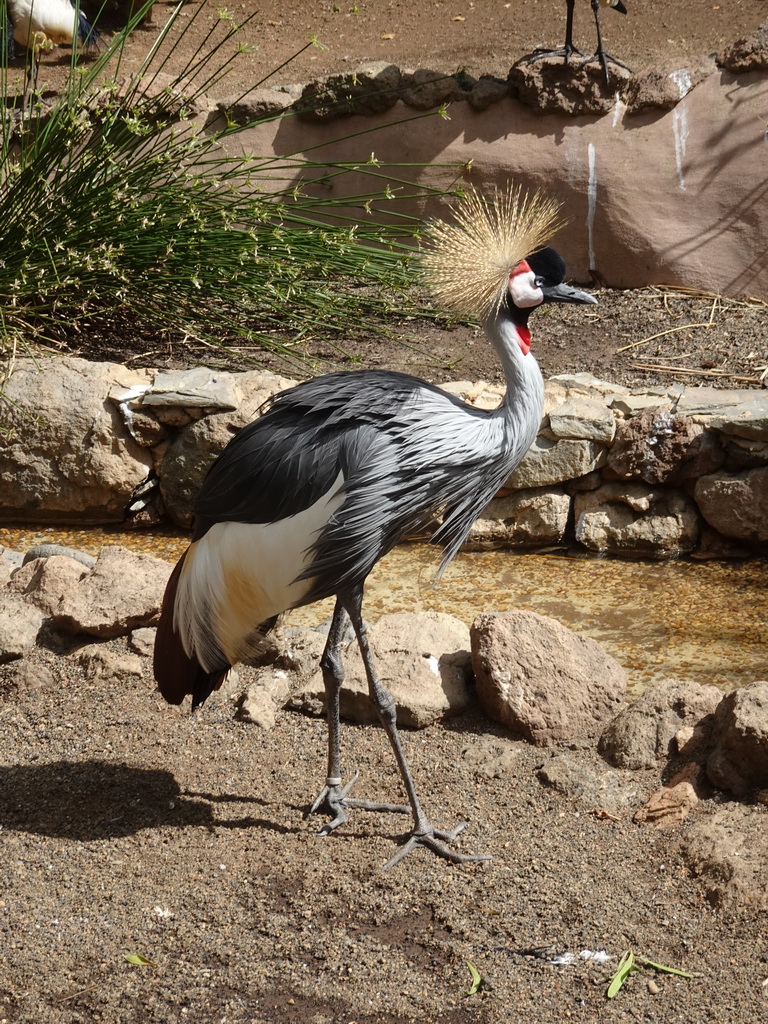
[517,325,531,355]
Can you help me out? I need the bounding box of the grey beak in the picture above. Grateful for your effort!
[542,282,599,305]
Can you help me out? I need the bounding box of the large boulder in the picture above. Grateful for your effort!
[471,610,626,745]
[0,358,154,523]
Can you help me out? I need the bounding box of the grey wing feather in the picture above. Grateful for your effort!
[193,369,512,598]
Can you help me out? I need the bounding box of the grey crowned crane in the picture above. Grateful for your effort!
[153,186,598,870]
[530,0,632,87]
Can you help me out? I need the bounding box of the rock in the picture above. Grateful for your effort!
[0,358,154,523]
[6,660,56,692]
[607,407,724,484]
[694,468,768,544]
[460,736,520,779]
[136,367,240,411]
[467,489,571,548]
[706,682,768,796]
[623,59,715,115]
[547,396,617,443]
[76,645,145,685]
[717,22,768,73]
[508,56,631,116]
[9,556,90,616]
[537,752,643,817]
[504,436,608,490]
[129,628,157,658]
[216,89,293,124]
[706,395,768,441]
[467,75,510,111]
[295,63,401,121]
[288,612,472,728]
[723,436,768,470]
[471,611,626,746]
[0,590,44,662]
[0,546,23,578]
[159,372,292,527]
[52,546,172,638]
[399,69,467,109]
[229,70,768,299]
[633,761,707,827]
[598,679,722,769]
[236,668,296,730]
[573,482,700,558]
[681,804,768,909]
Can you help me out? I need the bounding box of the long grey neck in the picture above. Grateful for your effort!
[484,308,545,448]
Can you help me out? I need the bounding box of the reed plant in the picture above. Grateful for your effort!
[0,0,455,374]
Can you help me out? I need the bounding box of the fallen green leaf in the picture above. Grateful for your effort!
[606,949,692,998]
[606,949,637,999]
[465,960,482,996]
[637,956,693,979]
[124,953,157,968]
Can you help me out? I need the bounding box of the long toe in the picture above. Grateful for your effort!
[308,773,409,836]
[381,823,491,872]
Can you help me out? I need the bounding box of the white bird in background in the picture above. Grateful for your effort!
[153,184,598,870]
[8,0,100,51]
[7,0,102,92]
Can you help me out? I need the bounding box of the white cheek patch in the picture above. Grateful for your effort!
[509,269,544,309]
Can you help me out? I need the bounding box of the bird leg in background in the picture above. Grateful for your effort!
[307,598,409,834]
[340,585,491,872]
[581,0,632,87]
[528,0,588,67]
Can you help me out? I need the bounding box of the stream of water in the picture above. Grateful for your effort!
[2,525,766,696]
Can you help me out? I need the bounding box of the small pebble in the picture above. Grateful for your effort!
[647,978,661,995]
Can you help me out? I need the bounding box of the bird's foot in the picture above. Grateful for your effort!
[381,821,492,872]
[528,45,588,66]
[307,772,409,836]
[579,50,633,86]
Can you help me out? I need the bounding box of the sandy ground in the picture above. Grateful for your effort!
[2,632,767,1024]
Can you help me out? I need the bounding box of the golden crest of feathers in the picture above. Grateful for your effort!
[420,184,564,320]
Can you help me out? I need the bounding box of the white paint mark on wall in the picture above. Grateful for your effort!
[586,142,597,271]
[611,93,625,128]
[669,70,692,192]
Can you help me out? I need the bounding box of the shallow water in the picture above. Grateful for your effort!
[3,524,766,695]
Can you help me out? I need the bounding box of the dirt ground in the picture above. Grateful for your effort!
[2,3,768,1024]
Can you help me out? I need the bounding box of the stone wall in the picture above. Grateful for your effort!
[198,24,768,299]
[1,357,766,560]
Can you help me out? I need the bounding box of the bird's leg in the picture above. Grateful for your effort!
[307,599,409,835]
[581,0,632,86]
[340,585,490,871]
[528,0,588,66]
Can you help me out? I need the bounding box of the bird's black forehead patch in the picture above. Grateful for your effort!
[526,247,567,286]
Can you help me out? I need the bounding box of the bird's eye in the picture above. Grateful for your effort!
[534,276,545,288]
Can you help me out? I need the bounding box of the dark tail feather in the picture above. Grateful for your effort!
[153,551,228,708]
[77,12,104,50]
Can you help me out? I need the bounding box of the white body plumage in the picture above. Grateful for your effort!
[8,0,94,50]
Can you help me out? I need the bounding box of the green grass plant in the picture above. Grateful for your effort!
[0,0,456,375]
